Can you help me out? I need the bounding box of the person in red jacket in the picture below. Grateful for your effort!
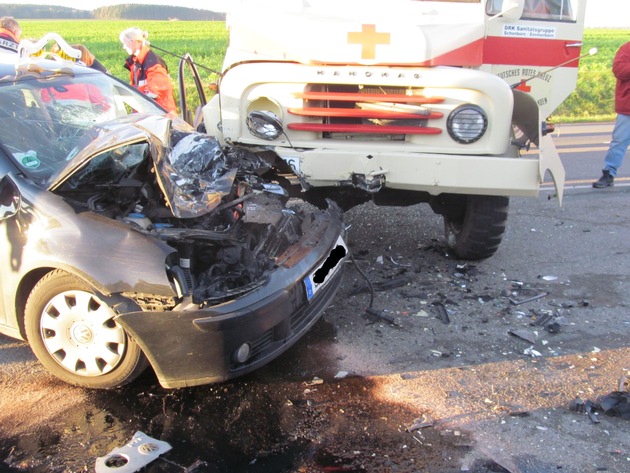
[0,16,21,54]
[593,40,630,188]
[119,27,177,114]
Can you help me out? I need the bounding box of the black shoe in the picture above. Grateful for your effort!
[593,170,614,188]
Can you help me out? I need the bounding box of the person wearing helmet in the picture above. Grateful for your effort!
[119,27,177,114]
[0,16,21,54]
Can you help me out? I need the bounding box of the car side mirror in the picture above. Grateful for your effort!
[0,176,21,219]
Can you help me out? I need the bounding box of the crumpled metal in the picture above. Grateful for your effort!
[156,131,236,218]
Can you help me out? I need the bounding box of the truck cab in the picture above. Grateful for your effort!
[196,0,587,259]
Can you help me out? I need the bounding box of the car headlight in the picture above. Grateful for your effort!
[447,105,488,144]
[246,110,283,140]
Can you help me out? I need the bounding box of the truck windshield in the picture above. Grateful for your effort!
[487,0,576,21]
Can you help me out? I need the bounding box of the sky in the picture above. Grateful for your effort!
[2,0,627,28]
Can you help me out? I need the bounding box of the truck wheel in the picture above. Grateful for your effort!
[25,270,148,389]
[443,195,509,260]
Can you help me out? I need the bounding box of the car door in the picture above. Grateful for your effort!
[484,0,588,118]
[0,168,22,329]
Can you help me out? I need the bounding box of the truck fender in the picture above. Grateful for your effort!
[511,90,565,204]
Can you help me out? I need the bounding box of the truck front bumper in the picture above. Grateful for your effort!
[280,133,565,201]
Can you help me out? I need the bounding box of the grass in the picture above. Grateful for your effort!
[19,21,629,123]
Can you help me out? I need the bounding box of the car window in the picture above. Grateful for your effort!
[0,72,164,183]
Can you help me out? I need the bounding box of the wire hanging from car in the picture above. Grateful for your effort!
[349,253,400,326]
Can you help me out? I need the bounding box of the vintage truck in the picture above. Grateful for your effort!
[182,0,588,259]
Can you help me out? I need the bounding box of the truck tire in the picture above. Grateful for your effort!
[443,195,509,260]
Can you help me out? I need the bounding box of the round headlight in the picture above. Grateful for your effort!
[447,105,488,144]
[246,110,283,140]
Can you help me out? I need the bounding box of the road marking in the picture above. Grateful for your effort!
[541,177,630,189]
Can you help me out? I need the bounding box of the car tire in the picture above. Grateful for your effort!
[25,270,148,389]
[443,195,509,260]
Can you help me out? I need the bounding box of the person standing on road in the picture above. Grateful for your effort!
[119,27,177,114]
[593,39,630,188]
[0,16,21,54]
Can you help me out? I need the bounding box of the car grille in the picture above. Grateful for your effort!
[287,84,444,140]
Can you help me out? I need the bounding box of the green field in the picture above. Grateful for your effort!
[19,20,628,123]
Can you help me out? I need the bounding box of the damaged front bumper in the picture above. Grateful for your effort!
[286,145,565,202]
[116,202,347,389]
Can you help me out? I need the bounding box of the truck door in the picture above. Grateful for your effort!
[483,0,587,119]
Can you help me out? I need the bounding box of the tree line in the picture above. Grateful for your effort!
[0,4,226,21]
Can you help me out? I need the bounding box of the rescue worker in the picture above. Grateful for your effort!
[119,27,177,114]
[0,16,21,54]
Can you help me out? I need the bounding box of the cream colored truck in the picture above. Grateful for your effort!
[190,0,587,259]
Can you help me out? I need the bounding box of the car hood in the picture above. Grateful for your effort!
[48,115,236,219]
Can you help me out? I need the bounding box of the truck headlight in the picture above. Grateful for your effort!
[447,105,487,144]
[246,110,283,140]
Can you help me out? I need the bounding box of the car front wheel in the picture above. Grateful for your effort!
[443,195,509,260]
[25,270,148,389]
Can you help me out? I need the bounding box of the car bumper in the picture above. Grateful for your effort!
[116,202,347,389]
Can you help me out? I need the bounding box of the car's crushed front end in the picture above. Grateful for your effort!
[48,116,349,389]
[0,55,348,389]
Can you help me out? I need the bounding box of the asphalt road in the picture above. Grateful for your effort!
[1,123,629,473]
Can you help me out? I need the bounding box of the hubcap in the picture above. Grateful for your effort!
[40,290,126,377]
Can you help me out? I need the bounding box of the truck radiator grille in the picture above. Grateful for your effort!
[288,85,444,139]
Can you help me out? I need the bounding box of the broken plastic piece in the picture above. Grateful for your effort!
[95,431,172,473]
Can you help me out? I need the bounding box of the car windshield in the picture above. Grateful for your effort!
[0,71,165,182]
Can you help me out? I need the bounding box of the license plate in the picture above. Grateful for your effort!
[304,236,348,300]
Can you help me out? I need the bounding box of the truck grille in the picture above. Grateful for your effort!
[288,85,444,139]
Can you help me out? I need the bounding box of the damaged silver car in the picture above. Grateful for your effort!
[0,55,347,389]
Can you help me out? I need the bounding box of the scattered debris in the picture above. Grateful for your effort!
[334,371,349,379]
[529,309,562,334]
[305,377,324,386]
[407,414,434,431]
[95,431,172,473]
[432,302,450,324]
[570,380,630,422]
[389,256,411,267]
[350,275,413,295]
[507,291,549,306]
[597,390,630,419]
[508,329,537,345]
[523,346,542,357]
[365,307,401,326]
[538,275,558,281]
